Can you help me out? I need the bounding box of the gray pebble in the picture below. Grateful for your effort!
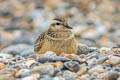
[77,43,90,55]
[64,61,80,72]
[42,51,57,58]
[31,64,54,76]
[0,53,13,59]
[20,49,34,57]
[20,76,37,80]
[112,67,120,72]
[16,69,32,78]
[1,44,33,56]
[105,71,120,80]
[109,56,120,65]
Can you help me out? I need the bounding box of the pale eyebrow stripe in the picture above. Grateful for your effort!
[53,18,64,22]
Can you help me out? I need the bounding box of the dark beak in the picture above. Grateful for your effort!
[66,25,72,29]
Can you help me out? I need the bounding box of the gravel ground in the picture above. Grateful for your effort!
[0,0,120,80]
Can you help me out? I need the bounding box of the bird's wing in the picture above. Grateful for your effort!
[34,32,46,53]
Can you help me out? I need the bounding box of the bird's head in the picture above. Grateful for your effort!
[49,17,72,31]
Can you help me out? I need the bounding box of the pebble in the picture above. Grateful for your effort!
[16,69,32,78]
[88,65,105,74]
[0,68,17,77]
[53,76,65,80]
[25,60,38,68]
[0,63,5,70]
[77,43,90,55]
[38,57,70,63]
[8,61,19,68]
[112,67,120,72]
[31,64,54,76]
[0,53,13,59]
[105,71,120,80]
[109,56,120,65]
[76,66,88,76]
[63,60,80,72]
[41,51,57,58]
[16,56,25,61]
[60,53,80,60]
[21,76,37,80]
[97,56,108,64]
[20,49,34,57]
[1,44,33,56]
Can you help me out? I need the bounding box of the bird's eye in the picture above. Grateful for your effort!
[56,23,60,25]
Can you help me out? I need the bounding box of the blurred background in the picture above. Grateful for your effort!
[0,0,120,51]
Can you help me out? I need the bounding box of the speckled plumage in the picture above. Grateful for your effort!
[34,17,77,55]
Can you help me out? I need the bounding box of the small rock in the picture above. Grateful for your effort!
[97,57,108,64]
[112,67,120,72]
[0,53,13,59]
[76,66,87,76]
[16,56,25,61]
[89,47,98,52]
[53,76,65,80]
[29,54,39,60]
[77,43,90,55]
[0,63,5,70]
[8,61,19,68]
[21,76,37,80]
[88,54,99,59]
[61,70,77,80]
[40,75,53,80]
[53,61,63,67]
[103,60,112,65]
[20,49,34,57]
[31,64,54,76]
[87,58,97,68]
[25,60,38,68]
[0,77,15,80]
[64,61,80,72]
[111,48,120,54]
[0,68,17,77]
[88,65,105,74]
[1,44,33,56]
[109,56,120,65]
[60,53,80,60]
[31,73,40,79]
[105,71,120,80]
[16,69,32,78]
[42,51,57,58]
[38,57,70,63]
[99,47,113,54]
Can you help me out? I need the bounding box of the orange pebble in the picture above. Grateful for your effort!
[53,61,63,67]
[60,52,79,60]
[0,63,5,70]
[24,58,35,64]
[103,60,112,64]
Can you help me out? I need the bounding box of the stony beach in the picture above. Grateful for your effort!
[0,44,120,80]
[0,0,120,80]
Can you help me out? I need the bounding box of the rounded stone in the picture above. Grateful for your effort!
[42,51,57,58]
[88,65,105,74]
[1,44,33,56]
[20,49,34,57]
[77,43,90,55]
[16,69,32,78]
[109,56,120,65]
[21,76,37,80]
[64,61,80,72]
[0,53,13,59]
[25,60,38,68]
[31,64,54,76]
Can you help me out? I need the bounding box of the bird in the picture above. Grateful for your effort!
[34,17,78,55]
